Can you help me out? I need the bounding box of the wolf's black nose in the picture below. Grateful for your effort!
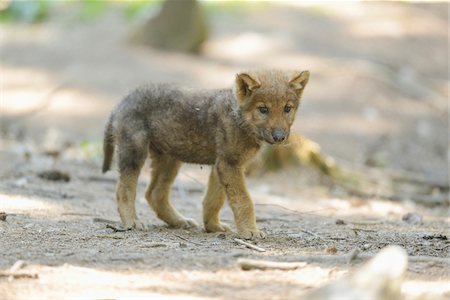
[272,129,286,142]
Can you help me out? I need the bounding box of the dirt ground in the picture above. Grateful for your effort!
[0,2,448,299]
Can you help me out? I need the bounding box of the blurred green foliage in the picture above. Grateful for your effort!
[80,139,102,160]
[0,0,49,23]
[123,0,161,21]
[203,0,270,16]
[0,0,163,23]
[0,0,267,24]
[78,0,107,21]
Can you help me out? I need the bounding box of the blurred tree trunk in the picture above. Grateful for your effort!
[130,0,208,53]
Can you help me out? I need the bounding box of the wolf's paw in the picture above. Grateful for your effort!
[170,217,198,229]
[237,228,266,240]
[124,219,147,231]
[205,221,232,233]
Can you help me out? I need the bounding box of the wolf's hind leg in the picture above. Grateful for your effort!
[116,135,148,230]
[203,167,231,233]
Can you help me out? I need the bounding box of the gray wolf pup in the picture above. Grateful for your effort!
[103,69,310,239]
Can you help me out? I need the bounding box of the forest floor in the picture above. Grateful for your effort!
[0,2,448,299]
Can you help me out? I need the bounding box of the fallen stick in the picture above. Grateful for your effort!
[106,224,128,232]
[173,234,203,246]
[343,219,382,225]
[238,258,307,271]
[0,273,38,279]
[233,238,266,252]
[347,248,361,264]
[350,227,377,233]
[255,203,331,215]
[9,260,26,273]
[62,212,95,216]
[273,254,450,265]
[299,228,330,242]
[93,217,118,224]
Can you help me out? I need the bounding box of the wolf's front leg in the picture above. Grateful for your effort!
[216,160,265,239]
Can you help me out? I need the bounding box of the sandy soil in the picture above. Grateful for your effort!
[0,2,448,299]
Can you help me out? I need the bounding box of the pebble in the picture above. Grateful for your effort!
[326,245,338,254]
[335,219,346,225]
[402,212,423,225]
[216,233,226,239]
[362,243,372,250]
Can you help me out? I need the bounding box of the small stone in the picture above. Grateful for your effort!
[179,242,188,248]
[326,245,337,254]
[38,170,70,182]
[362,243,372,250]
[402,212,422,225]
[216,233,226,239]
[13,177,28,187]
[335,219,346,225]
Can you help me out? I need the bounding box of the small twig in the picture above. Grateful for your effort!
[299,228,329,242]
[106,224,128,232]
[238,258,307,271]
[139,242,168,248]
[347,248,361,264]
[96,234,124,239]
[233,238,266,252]
[351,227,377,233]
[62,212,95,216]
[0,273,38,279]
[343,219,382,225]
[10,260,26,273]
[255,203,331,215]
[329,237,348,241]
[179,171,206,187]
[269,254,450,265]
[173,234,203,246]
[94,217,118,224]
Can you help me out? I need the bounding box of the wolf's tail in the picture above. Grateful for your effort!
[102,114,115,173]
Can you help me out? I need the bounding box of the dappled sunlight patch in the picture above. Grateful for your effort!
[316,197,406,217]
[0,66,55,114]
[3,264,204,300]
[9,261,448,299]
[0,193,64,214]
[1,66,111,117]
[2,263,341,299]
[402,280,450,298]
[203,31,284,62]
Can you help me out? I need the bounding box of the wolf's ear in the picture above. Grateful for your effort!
[235,73,261,99]
[289,71,310,93]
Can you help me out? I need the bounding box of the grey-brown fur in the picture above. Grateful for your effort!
[103,69,310,239]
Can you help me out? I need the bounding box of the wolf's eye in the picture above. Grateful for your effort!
[284,105,292,113]
[259,106,269,114]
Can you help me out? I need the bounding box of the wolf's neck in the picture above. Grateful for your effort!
[230,103,261,147]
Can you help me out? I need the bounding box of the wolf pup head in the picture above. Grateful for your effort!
[234,69,310,144]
